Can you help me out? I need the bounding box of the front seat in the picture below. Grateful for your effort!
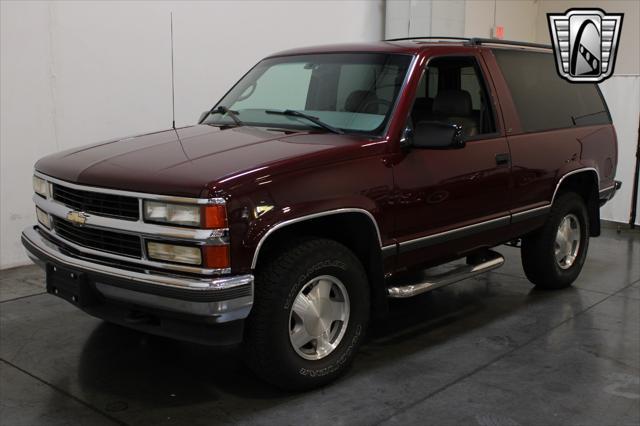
[430,90,478,137]
[344,90,380,114]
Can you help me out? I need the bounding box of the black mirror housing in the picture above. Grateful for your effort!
[411,122,465,149]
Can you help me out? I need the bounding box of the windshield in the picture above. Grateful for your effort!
[203,53,413,135]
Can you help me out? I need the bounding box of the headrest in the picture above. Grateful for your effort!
[433,90,472,116]
[345,90,379,114]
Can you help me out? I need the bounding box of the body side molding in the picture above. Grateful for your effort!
[395,165,601,255]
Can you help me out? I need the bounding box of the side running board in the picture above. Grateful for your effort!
[387,250,504,298]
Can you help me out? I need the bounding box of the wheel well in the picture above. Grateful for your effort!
[555,170,601,236]
[254,212,389,318]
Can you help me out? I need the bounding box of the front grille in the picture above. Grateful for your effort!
[53,218,142,258]
[52,184,139,220]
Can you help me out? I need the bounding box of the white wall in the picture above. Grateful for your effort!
[0,0,384,269]
[385,0,465,39]
[464,0,538,41]
[598,76,640,225]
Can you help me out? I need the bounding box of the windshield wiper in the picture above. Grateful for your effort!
[265,109,344,134]
[205,106,244,126]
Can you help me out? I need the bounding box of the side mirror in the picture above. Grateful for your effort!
[198,111,209,124]
[411,122,465,149]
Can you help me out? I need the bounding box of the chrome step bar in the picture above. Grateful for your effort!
[387,251,505,298]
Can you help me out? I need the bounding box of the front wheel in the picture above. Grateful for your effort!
[521,192,590,289]
[243,238,369,390]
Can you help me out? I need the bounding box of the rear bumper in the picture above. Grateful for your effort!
[599,180,622,205]
[21,226,253,345]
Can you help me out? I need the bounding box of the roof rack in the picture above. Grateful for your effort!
[469,37,552,49]
[385,36,470,42]
[384,36,552,50]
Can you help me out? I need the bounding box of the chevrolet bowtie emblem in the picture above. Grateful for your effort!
[66,211,88,226]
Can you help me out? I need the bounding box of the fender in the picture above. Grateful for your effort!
[551,166,600,204]
[249,207,384,269]
[551,166,602,236]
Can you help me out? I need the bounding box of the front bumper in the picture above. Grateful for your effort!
[21,226,253,345]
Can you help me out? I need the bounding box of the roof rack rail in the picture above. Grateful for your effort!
[469,38,551,49]
[385,36,471,42]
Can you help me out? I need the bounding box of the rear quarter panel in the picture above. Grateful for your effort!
[483,47,618,210]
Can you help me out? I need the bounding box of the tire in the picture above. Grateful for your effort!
[521,192,590,289]
[243,238,369,391]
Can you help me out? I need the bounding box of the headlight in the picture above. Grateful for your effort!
[36,207,51,229]
[143,201,226,228]
[33,175,49,198]
[144,201,201,227]
[146,241,202,265]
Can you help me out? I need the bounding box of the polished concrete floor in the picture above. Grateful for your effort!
[1,228,638,426]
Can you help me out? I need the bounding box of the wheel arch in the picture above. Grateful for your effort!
[552,167,601,236]
[251,209,389,318]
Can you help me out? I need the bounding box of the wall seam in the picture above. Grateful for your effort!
[46,2,60,151]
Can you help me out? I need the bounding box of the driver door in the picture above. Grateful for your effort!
[392,54,512,270]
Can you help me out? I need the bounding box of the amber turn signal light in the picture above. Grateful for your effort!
[203,205,227,228]
[203,245,230,269]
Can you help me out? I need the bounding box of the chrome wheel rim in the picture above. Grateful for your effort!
[555,213,581,269]
[288,275,350,361]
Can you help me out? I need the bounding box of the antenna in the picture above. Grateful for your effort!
[170,12,176,130]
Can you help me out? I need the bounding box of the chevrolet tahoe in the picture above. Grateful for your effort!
[22,37,621,390]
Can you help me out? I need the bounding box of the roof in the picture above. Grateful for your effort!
[267,37,551,58]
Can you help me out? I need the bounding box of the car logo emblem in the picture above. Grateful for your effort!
[548,8,623,83]
[66,211,88,226]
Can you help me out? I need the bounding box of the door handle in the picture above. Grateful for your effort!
[495,153,510,166]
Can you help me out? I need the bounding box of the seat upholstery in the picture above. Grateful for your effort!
[344,90,379,114]
[430,90,478,137]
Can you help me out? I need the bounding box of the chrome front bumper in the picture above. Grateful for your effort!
[22,226,253,323]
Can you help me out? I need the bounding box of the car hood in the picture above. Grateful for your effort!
[35,125,375,198]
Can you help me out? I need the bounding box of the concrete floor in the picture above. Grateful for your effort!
[0,228,638,426]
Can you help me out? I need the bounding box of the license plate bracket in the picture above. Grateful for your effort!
[46,264,98,307]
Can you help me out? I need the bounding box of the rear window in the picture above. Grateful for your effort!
[493,50,610,133]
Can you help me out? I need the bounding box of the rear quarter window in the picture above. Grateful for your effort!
[493,49,611,133]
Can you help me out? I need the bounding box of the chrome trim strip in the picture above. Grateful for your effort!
[511,204,551,223]
[250,208,383,269]
[598,184,615,195]
[23,226,249,291]
[34,195,229,244]
[390,168,603,256]
[551,167,600,205]
[35,171,225,205]
[381,244,396,258]
[398,215,510,253]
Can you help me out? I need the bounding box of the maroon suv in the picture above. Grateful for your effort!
[23,37,620,390]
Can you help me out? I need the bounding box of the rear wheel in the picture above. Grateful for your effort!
[243,238,369,390]
[521,192,589,289]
